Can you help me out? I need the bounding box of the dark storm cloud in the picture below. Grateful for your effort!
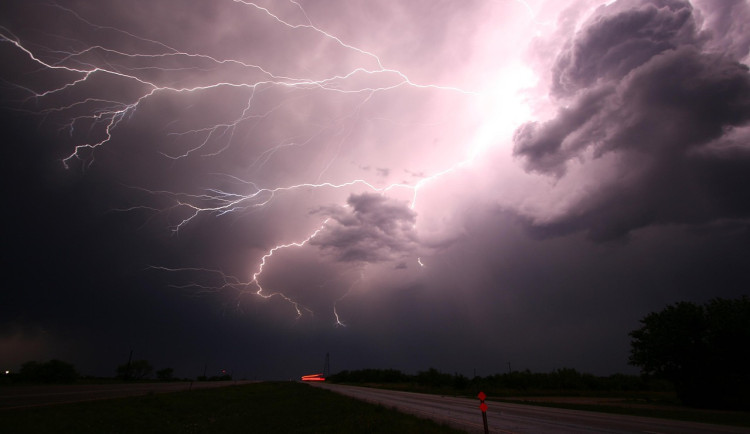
[552,0,700,97]
[512,85,612,175]
[2,0,749,383]
[311,193,418,262]
[513,0,750,240]
[696,0,750,60]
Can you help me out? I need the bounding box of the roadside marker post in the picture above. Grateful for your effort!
[478,391,489,434]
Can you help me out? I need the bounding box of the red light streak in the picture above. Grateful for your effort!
[301,373,326,381]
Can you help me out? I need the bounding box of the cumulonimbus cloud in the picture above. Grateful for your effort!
[511,0,750,240]
[310,193,418,263]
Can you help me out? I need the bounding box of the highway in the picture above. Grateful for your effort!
[311,383,750,434]
[0,380,254,410]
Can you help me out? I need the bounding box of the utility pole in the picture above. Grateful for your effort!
[323,353,330,377]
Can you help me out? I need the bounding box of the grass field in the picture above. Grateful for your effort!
[0,382,465,434]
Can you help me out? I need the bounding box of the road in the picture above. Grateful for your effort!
[311,383,750,434]
[0,380,255,410]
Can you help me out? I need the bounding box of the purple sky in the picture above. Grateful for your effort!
[2,0,749,380]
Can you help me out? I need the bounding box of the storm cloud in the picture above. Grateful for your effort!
[513,0,750,239]
[311,193,418,263]
[1,0,748,380]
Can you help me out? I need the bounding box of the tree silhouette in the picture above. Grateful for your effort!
[156,367,174,381]
[18,359,78,383]
[116,359,153,381]
[629,296,750,409]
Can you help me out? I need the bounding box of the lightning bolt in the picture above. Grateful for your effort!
[1,0,540,324]
[250,219,331,317]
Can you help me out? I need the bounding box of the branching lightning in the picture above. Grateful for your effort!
[1,0,539,324]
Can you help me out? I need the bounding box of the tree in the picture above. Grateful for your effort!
[156,367,175,381]
[629,296,750,409]
[18,359,78,383]
[116,359,153,381]
[416,367,452,387]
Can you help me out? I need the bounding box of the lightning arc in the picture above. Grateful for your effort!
[0,0,538,324]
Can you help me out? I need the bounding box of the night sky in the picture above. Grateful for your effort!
[2,0,749,380]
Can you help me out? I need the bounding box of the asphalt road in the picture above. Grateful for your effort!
[311,383,750,434]
[0,380,255,410]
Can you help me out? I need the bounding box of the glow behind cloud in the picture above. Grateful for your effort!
[1,0,748,378]
[0,0,552,322]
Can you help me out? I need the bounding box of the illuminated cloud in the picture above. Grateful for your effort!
[311,193,418,263]
[513,0,750,239]
[1,0,748,379]
[551,0,700,97]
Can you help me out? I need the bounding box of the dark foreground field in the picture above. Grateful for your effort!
[0,382,464,433]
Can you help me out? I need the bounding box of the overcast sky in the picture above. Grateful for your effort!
[2,0,749,380]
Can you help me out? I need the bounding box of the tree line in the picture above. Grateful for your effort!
[328,367,667,394]
[3,359,231,384]
[4,296,747,409]
[331,296,749,410]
